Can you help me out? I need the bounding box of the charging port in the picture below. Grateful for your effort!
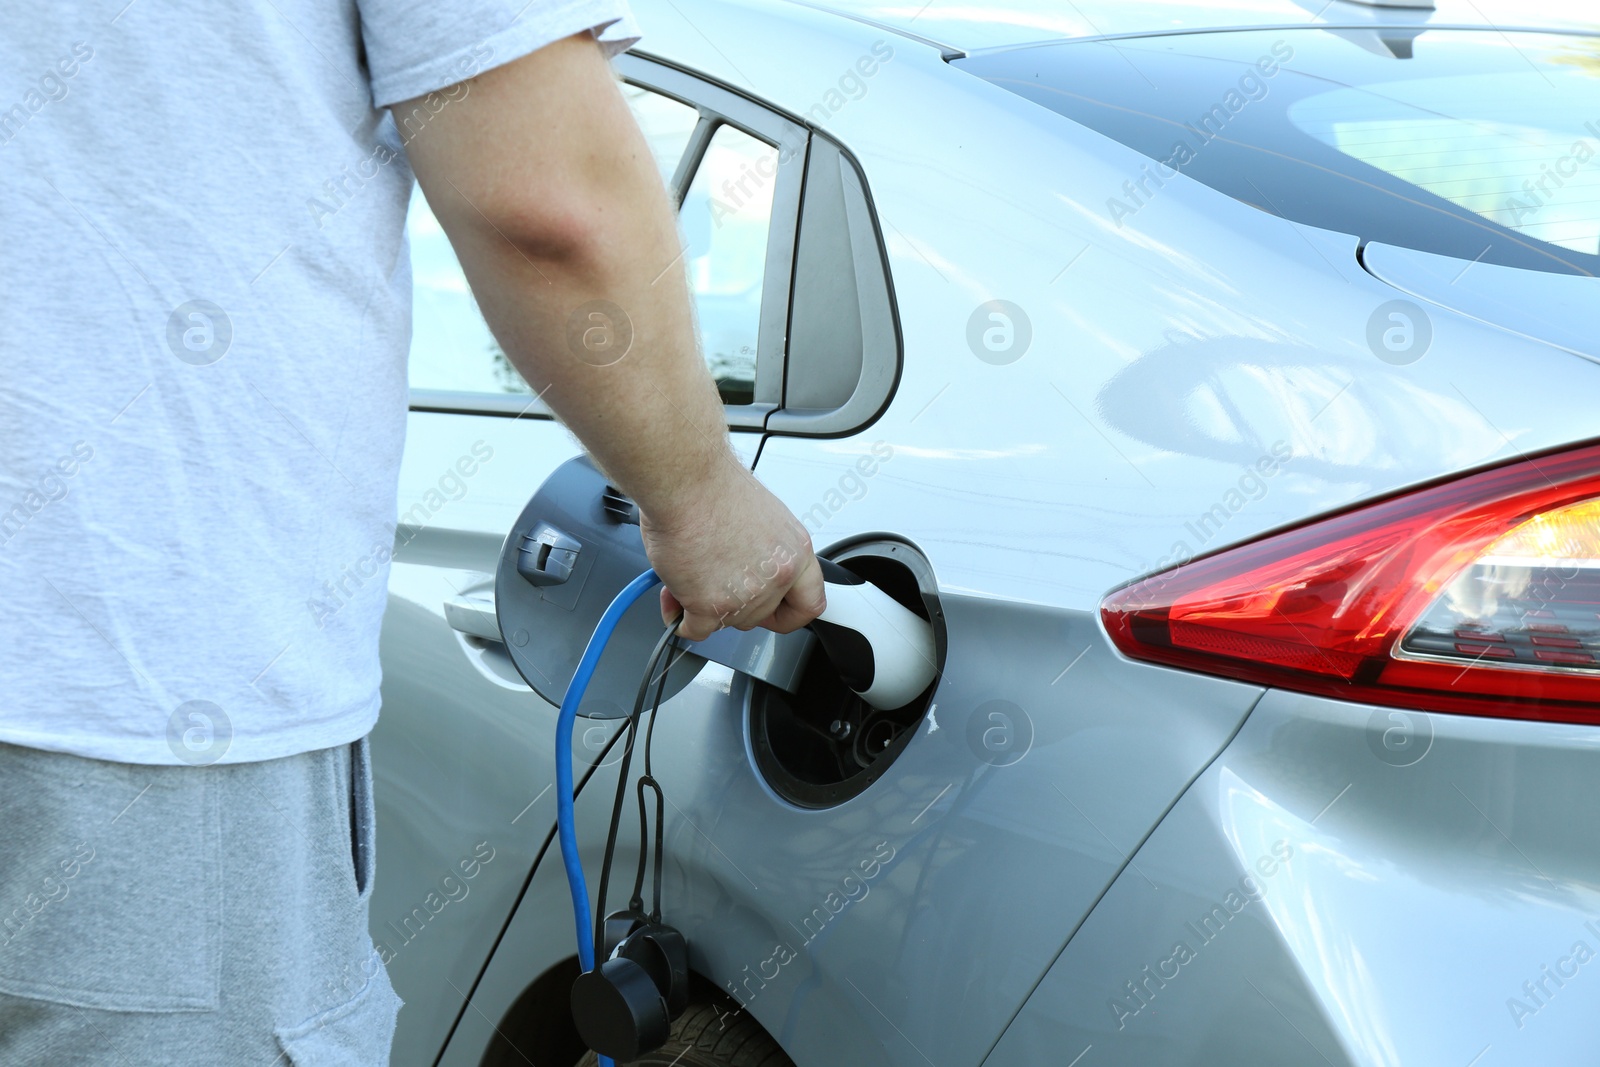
[749,539,945,808]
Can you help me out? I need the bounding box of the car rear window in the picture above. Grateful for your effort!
[956,28,1600,274]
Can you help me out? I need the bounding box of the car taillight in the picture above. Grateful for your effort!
[1101,442,1600,723]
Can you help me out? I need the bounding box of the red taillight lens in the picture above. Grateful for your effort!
[1101,443,1600,723]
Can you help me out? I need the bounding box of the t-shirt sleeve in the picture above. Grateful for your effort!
[357,0,641,108]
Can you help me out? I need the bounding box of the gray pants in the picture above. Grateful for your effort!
[0,737,400,1065]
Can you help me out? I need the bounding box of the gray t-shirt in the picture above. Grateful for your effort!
[0,1,637,764]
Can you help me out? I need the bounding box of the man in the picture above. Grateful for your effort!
[0,2,823,1062]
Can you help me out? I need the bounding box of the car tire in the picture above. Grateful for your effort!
[576,997,794,1067]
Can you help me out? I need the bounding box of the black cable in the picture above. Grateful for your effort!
[592,615,681,962]
[635,776,666,923]
[640,633,686,920]
[644,633,689,780]
[628,777,655,911]
[593,624,670,957]
[630,632,688,922]
[628,775,649,915]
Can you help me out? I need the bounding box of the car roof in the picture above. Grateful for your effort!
[777,0,1600,57]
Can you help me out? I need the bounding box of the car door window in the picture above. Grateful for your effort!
[680,125,780,406]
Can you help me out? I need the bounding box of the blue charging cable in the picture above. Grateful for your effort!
[555,568,661,1067]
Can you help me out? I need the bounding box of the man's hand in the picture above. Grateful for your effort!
[641,461,826,640]
[395,31,824,639]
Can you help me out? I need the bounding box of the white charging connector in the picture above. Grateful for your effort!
[813,564,938,710]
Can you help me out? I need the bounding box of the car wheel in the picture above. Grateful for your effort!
[576,998,794,1067]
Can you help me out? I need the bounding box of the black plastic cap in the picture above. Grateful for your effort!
[572,959,670,1062]
[620,925,691,1018]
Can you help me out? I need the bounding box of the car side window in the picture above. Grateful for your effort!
[681,125,780,406]
[405,83,702,399]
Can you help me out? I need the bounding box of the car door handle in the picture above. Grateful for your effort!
[444,594,503,643]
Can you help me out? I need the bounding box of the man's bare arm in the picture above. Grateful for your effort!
[395,32,823,640]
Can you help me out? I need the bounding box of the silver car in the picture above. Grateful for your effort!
[377,0,1600,1064]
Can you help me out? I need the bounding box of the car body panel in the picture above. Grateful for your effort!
[984,689,1600,1065]
[440,603,1265,1067]
[378,2,1600,1064]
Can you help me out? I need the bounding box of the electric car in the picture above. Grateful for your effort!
[376,0,1600,1064]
